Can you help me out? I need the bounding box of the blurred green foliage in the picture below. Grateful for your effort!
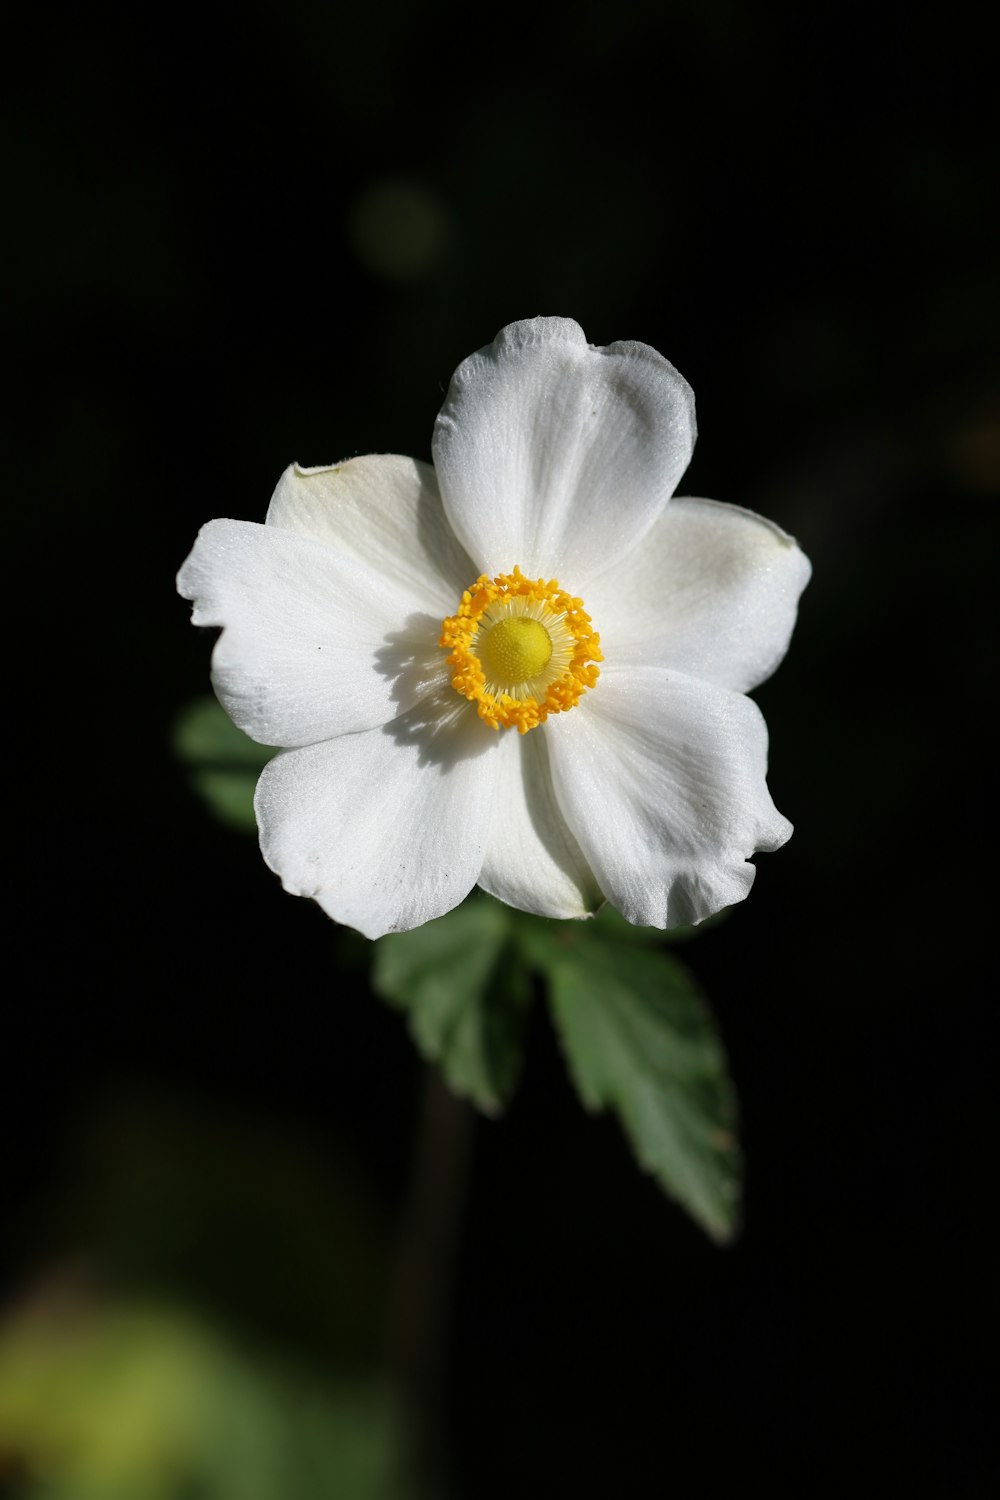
[53,1095,389,1364]
[0,1300,400,1500]
[172,699,272,834]
[0,1095,405,1500]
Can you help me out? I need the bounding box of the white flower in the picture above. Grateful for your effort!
[177,318,811,939]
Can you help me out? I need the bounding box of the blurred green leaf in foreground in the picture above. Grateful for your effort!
[0,1296,399,1500]
[0,1093,406,1500]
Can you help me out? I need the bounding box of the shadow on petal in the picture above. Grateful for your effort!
[373,612,451,713]
[382,689,496,771]
[374,612,497,771]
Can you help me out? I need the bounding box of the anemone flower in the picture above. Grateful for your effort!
[178,318,810,938]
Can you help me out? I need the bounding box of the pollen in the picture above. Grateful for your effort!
[439,567,602,734]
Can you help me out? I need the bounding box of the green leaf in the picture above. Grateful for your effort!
[535,926,741,1242]
[373,896,531,1114]
[172,697,274,832]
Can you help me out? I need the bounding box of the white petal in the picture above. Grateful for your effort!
[177,519,449,746]
[266,454,474,615]
[587,497,812,692]
[479,729,602,919]
[431,317,696,584]
[546,667,792,929]
[255,698,499,938]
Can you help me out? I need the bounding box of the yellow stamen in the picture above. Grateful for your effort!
[439,566,602,734]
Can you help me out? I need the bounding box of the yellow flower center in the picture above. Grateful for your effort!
[439,567,602,734]
[478,616,553,684]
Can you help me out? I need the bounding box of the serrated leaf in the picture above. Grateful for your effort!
[373,897,531,1114]
[173,697,274,832]
[540,930,741,1242]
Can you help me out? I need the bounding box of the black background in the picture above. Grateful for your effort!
[4,1,996,1495]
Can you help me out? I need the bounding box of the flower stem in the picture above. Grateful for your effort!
[390,1064,475,1500]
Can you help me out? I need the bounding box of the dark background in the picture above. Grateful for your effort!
[3,1,995,1495]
